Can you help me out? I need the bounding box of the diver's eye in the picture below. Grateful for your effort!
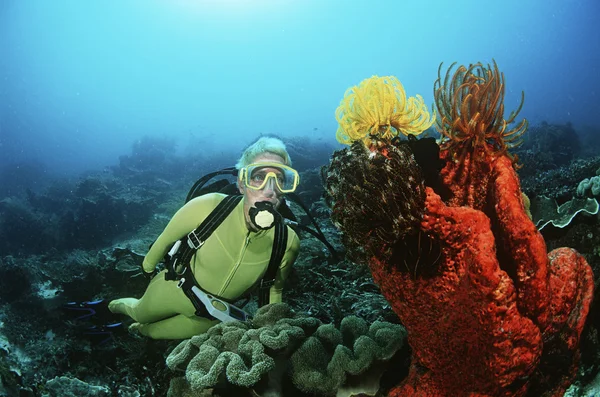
[250,173,266,185]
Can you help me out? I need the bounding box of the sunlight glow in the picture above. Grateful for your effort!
[171,0,286,14]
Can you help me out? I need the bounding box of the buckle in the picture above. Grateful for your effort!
[187,230,204,250]
[260,279,275,289]
[177,278,185,289]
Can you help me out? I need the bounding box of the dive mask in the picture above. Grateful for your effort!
[249,201,279,230]
[239,162,299,193]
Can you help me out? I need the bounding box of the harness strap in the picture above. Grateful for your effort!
[190,195,242,246]
[178,267,216,319]
[257,218,288,307]
[165,195,242,281]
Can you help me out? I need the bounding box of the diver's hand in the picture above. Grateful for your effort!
[142,268,157,280]
[140,262,157,280]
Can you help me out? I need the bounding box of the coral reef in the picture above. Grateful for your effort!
[0,256,32,304]
[0,135,396,396]
[0,342,27,396]
[530,195,599,230]
[166,303,405,396]
[1,122,598,397]
[577,173,600,198]
[43,376,110,397]
[290,315,405,396]
[515,121,582,178]
[519,155,600,203]
[0,173,158,254]
[325,63,594,396]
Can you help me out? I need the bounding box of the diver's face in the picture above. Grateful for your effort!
[238,153,285,231]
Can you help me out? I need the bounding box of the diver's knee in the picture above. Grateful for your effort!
[134,323,153,338]
[136,323,174,340]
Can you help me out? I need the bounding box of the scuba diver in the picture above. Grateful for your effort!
[104,136,301,339]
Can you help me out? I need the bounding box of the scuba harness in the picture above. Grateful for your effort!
[186,166,337,255]
[163,166,336,322]
[185,166,337,256]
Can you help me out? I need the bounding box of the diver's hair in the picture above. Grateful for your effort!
[235,136,293,170]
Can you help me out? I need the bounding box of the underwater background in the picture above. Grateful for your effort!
[1,0,600,396]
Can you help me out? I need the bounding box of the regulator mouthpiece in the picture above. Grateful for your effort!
[249,201,278,230]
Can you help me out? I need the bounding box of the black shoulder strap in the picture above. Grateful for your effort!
[165,195,242,281]
[188,195,242,248]
[257,219,288,307]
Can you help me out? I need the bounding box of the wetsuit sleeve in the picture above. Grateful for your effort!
[269,228,300,304]
[142,194,222,273]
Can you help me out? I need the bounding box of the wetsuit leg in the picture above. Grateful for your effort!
[134,314,219,339]
[108,270,195,323]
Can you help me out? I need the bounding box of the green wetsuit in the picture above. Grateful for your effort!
[109,193,300,339]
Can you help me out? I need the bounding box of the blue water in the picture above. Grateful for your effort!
[1,0,598,176]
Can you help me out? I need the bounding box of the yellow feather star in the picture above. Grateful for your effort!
[335,75,436,146]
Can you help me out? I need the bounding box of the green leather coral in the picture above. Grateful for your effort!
[166,320,271,389]
[290,316,406,396]
[165,304,406,396]
[577,175,600,197]
[165,303,321,393]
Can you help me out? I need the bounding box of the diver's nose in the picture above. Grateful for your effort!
[263,178,277,197]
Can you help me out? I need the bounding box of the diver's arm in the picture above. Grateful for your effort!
[142,194,222,273]
[269,230,301,303]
